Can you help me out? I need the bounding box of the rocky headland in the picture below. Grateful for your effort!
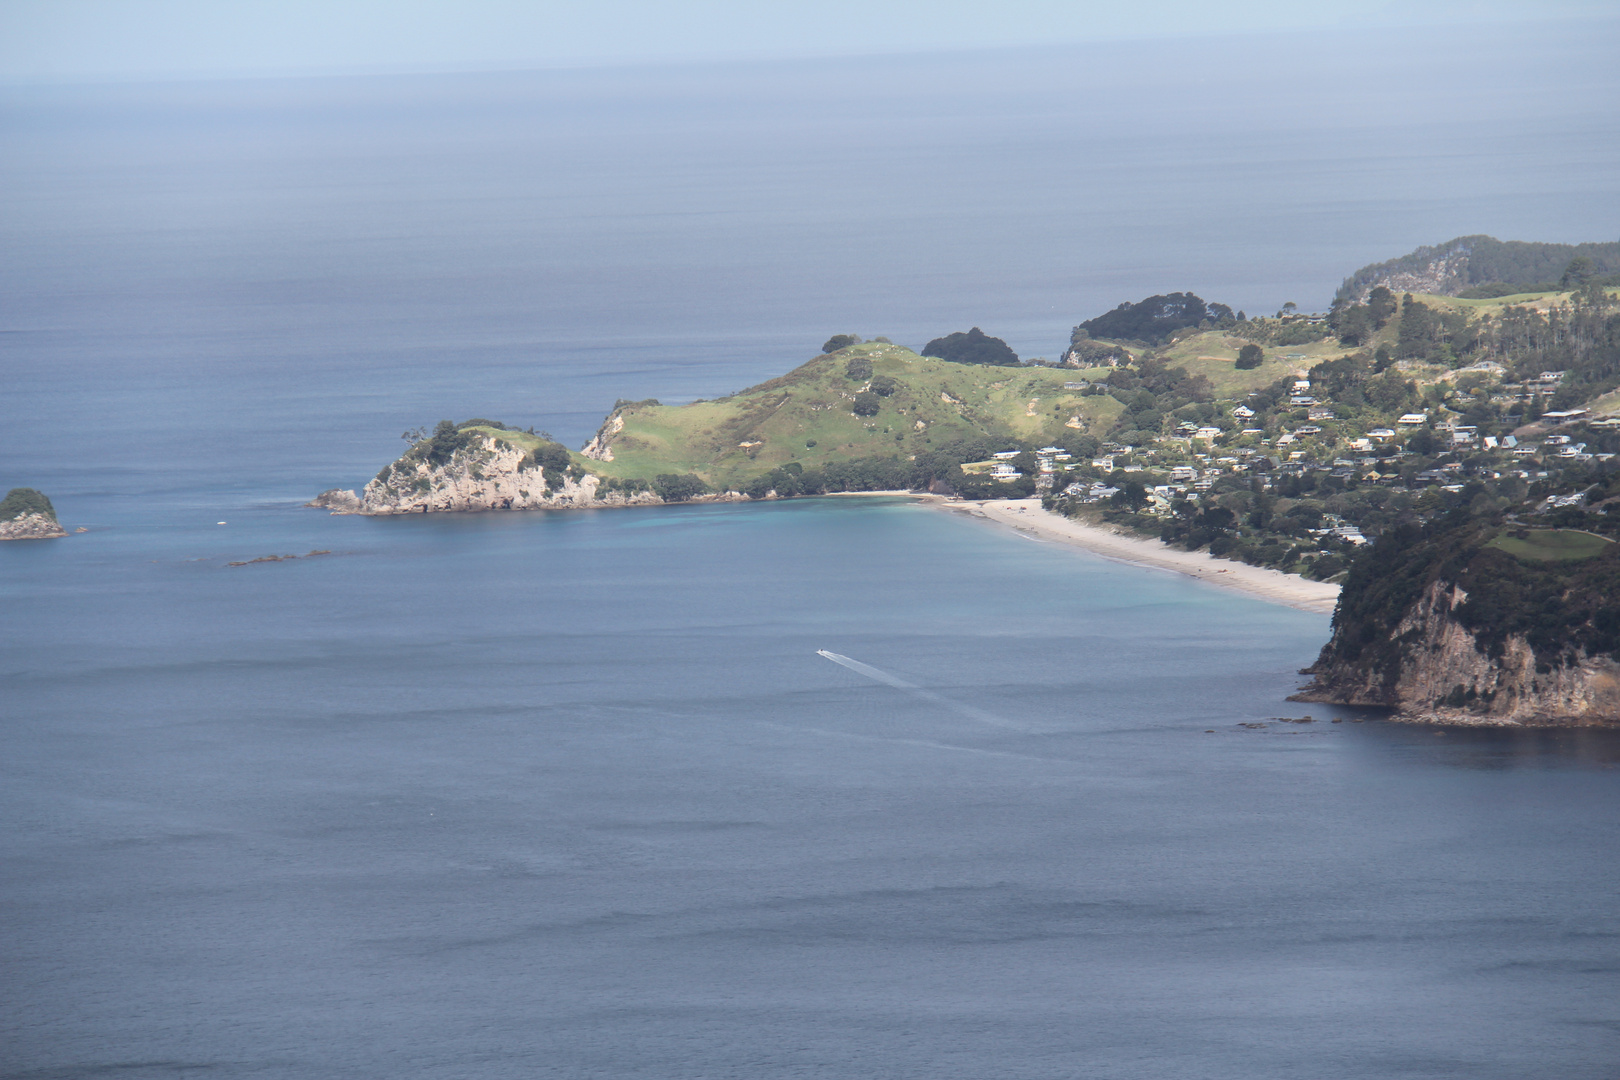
[1291,513,1620,726]
[311,421,720,515]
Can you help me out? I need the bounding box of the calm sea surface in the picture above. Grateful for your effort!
[4,21,1620,1079]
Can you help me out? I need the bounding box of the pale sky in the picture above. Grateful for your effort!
[2,0,1614,82]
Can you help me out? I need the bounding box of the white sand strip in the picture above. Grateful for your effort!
[949,497,1340,614]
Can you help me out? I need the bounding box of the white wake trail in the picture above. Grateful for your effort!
[816,650,1021,730]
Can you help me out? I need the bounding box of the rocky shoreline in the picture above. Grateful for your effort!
[309,433,750,516]
[1291,577,1620,729]
[0,510,68,541]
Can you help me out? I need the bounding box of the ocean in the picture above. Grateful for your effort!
[4,20,1620,1079]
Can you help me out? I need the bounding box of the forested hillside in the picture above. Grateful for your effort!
[1335,235,1620,304]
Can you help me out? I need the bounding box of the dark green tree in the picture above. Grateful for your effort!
[1561,256,1598,288]
[0,487,56,522]
[822,334,861,353]
[1110,480,1149,510]
[920,327,1020,366]
[1335,305,1372,346]
[1080,293,1216,344]
[652,473,708,502]
[1235,343,1264,369]
[1366,286,1398,327]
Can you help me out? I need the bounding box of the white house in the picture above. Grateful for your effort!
[1397,412,1429,425]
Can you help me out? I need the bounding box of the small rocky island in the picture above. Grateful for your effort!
[0,488,68,540]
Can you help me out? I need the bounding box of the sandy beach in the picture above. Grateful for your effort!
[946,497,1341,614]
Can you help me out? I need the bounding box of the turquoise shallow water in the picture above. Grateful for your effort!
[5,497,1620,1078]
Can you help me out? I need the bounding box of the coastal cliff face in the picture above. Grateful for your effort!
[329,434,665,515]
[580,412,624,461]
[1293,515,1620,726]
[1295,579,1620,725]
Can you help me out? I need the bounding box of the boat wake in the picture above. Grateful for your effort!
[815,649,1021,730]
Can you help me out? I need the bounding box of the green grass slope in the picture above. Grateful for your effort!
[1487,529,1614,563]
[585,342,1126,488]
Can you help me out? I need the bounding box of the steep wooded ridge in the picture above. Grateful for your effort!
[1335,235,1620,304]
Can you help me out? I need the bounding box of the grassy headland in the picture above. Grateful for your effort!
[580,341,1125,492]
